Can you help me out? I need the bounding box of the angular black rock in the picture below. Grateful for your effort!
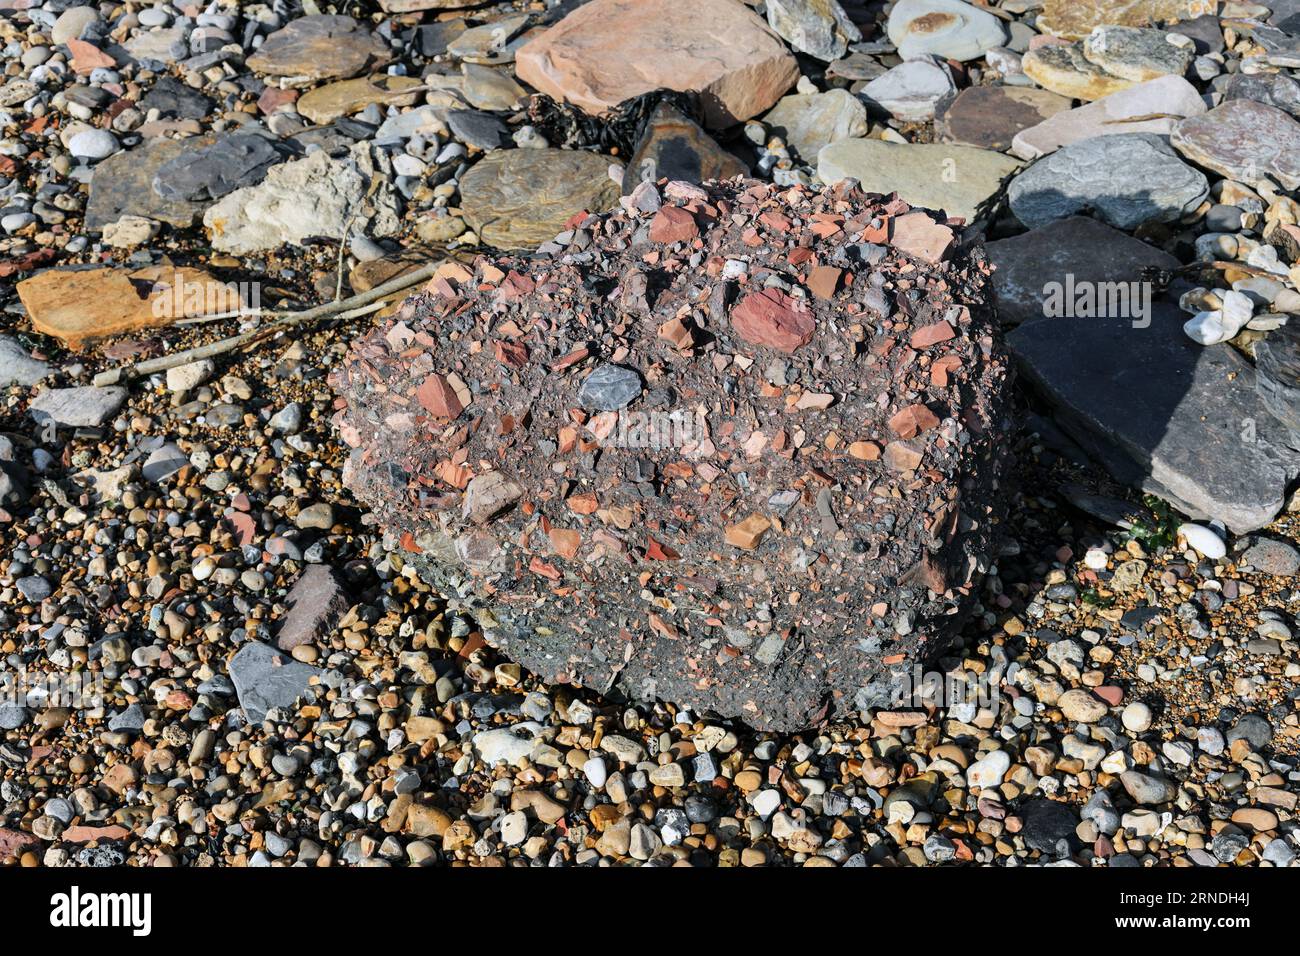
[1008,303,1300,533]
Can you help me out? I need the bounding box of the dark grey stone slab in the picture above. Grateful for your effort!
[228,642,321,724]
[985,216,1179,327]
[1008,303,1300,533]
[84,138,210,232]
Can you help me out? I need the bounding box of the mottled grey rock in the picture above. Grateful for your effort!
[1256,307,1300,437]
[0,336,50,387]
[28,385,127,429]
[15,575,51,602]
[142,441,188,483]
[1008,303,1300,533]
[228,642,321,724]
[0,704,28,730]
[1227,713,1274,749]
[1223,72,1300,119]
[1242,538,1300,576]
[1121,769,1178,805]
[766,0,861,61]
[887,0,1006,61]
[1081,24,1194,82]
[1008,133,1208,230]
[859,60,957,123]
[761,89,867,162]
[985,216,1179,326]
[276,565,350,651]
[578,363,642,411]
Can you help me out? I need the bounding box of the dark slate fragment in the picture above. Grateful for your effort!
[985,217,1179,328]
[153,132,293,202]
[447,109,511,151]
[139,75,215,119]
[578,363,643,411]
[228,642,321,724]
[85,138,210,232]
[621,102,748,196]
[1020,798,1079,856]
[1008,303,1300,533]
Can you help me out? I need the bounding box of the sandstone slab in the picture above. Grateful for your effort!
[1037,0,1216,40]
[1011,75,1206,160]
[17,265,242,349]
[765,0,861,61]
[459,148,622,251]
[1022,42,1136,101]
[515,0,798,128]
[297,74,424,124]
[246,15,388,82]
[818,138,1021,224]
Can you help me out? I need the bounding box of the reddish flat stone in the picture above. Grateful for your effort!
[515,0,798,128]
[890,212,955,263]
[0,827,36,861]
[417,373,463,420]
[806,265,842,300]
[729,288,816,354]
[911,320,956,349]
[649,206,699,244]
[888,403,941,439]
[67,38,115,74]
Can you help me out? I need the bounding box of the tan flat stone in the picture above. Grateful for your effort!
[1037,0,1216,40]
[17,265,243,350]
[515,0,798,128]
[1022,42,1136,101]
[296,74,424,125]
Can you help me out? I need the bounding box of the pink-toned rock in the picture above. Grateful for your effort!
[729,288,816,353]
[0,827,36,861]
[515,0,799,128]
[62,824,131,843]
[890,211,955,263]
[67,38,115,75]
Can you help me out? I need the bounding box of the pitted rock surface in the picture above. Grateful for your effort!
[331,177,1012,730]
